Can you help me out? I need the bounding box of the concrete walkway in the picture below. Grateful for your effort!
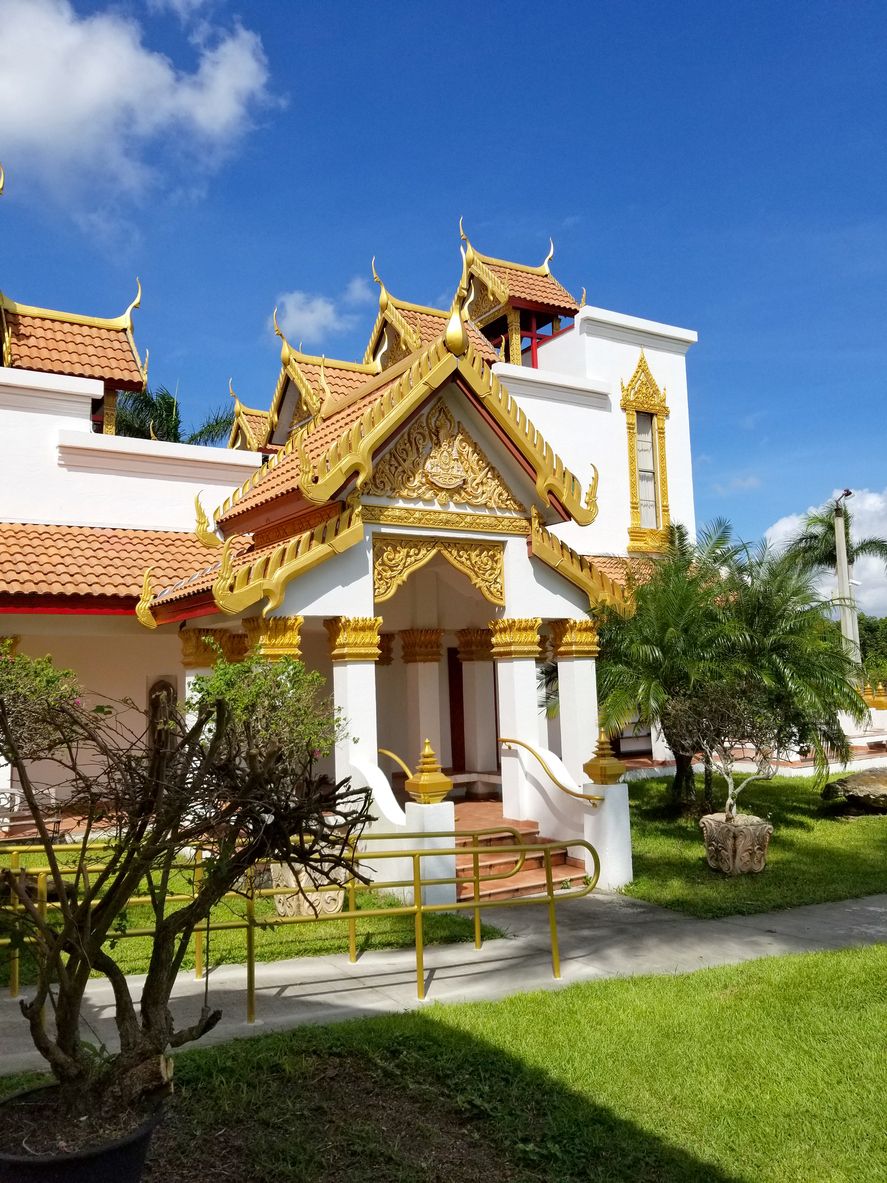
[2,892,885,1074]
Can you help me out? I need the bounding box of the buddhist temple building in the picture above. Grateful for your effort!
[0,221,703,884]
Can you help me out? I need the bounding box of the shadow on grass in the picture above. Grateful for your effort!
[137,1010,744,1183]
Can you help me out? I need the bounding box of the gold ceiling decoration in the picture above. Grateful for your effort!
[372,534,505,605]
[364,399,525,512]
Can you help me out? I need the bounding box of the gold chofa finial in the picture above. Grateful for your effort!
[228,377,236,401]
[136,568,157,630]
[459,216,468,243]
[371,256,382,286]
[195,493,223,549]
[445,245,469,356]
[121,278,141,328]
[580,287,587,307]
[542,238,554,274]
[371,256,388,311]
[0,163,5,196]
[273,306,294,365]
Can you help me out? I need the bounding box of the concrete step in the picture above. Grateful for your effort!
[455,842,567,878]
[456,862,585,902]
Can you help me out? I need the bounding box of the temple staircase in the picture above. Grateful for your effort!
[453,801,584,902]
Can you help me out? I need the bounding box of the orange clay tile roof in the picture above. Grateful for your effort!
[296,358,375,401]
[237,407,271,449]
[152,535,260,606]
[0,523,211,601]
[586,554,654,586]
[485,264,579,314]
[397,306,448,345]
[2,311,144,391]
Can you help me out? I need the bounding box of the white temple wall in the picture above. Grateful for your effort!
[0,367,261,531]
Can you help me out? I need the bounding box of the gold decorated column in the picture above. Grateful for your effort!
[324,617,383,662]
[322,618,382,786]
[489,619,542,817]
[457,628,496,771]
[550,618,601,784]
[488,618,542,661]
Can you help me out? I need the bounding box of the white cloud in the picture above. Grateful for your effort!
[149,0,213,19]
[766,488,887,615]
[0,0,270,195]
[273,276,377,347]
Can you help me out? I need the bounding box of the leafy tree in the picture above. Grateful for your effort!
[859,612,887,683]
[115,384,233,446]
[784,500,887,576]
[0,643,370,1123]
[596,522,866,812]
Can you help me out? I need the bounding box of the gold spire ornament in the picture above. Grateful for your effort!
[583,731,627,784]
[404,740,454,804]
[135,569,157,630]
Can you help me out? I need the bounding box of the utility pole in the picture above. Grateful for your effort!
[833,490,861,666]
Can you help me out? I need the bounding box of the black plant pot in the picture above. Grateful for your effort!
[0,1085,161,1183]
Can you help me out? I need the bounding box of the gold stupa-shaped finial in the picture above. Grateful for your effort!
[404,739,454,804]
[583,729,627,785]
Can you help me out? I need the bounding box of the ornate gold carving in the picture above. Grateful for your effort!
[400,628,443,663]
[620,351,671,553]
[529,509,628,610]
[506,307,522,365]
[135,569,157,630]
[550,618,600,659]
[243,615,304,661]
[378,632,395,666]
[373,535,505,605]
[360,503,529,535]
[102,392,117,435]
[324,617,382,662]
[213,504,364,617]
[456,627,492,662]
[365,399,524,512]
[489,618,541,660]
[223,633,250,662]
[180,629,228,668]
[194,494,223,549]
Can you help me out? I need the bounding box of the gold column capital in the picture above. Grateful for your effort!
[489,618,541,660]
[324,617,383,662]
[399,628,443,664]
[456,627,493,662]
[222,633,250,663]
[550,618,599,659]
[179,629,229,669]
[378,632,395,666]
[243,615,303,661]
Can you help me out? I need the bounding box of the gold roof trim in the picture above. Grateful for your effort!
[459,218,556,279]
[136,568,158,630]
[0,278,142,332]
[218,320,601,527]
[213,502,364,616]
[194,493,223,549]
[529,509,628,610]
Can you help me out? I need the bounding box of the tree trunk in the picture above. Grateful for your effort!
[703,760,714,813]
[670,752,697,813]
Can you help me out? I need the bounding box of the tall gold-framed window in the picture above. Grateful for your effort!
[620,351,670,553]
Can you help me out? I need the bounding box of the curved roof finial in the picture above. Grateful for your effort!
[135,569,157,630]
[459,215,468,243]
[580,287,587,307]
[0,163,5,196]
[445,245,470,357]
[541,238,554,274]
[371,255,389,311]
[273,306,295,365]
[228,377,237,401]
[121,277,142,327]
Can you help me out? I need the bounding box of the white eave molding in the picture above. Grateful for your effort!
[57,429,263,483]
[0,366,100,417]
[493,361,612,408]
[578,306,698,355]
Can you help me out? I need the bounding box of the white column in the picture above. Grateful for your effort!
[491,618,542,820]
[551,619,600,788]
[400,629,443,766]
[457,629,497,771]
[324,618,381,784]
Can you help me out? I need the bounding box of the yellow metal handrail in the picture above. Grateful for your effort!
[1,834,600,1011]
[377,747,414,779]
[499,737,604,804]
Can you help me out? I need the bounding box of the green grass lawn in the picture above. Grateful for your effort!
[0,853,501,986]
[3,945,884,1181]
[624,774,887,918]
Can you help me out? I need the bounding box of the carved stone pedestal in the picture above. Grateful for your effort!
[270,862,346,917]
[699,812,773,875]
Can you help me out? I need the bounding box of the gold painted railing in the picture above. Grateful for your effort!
[499,737,604,804]
[0,831,600,1015]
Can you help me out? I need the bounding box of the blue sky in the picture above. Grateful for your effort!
[1,0,885,579]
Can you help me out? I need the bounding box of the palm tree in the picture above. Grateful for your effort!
[784,501,887,576]
[596,522,865,811]
[115,386,233,446]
